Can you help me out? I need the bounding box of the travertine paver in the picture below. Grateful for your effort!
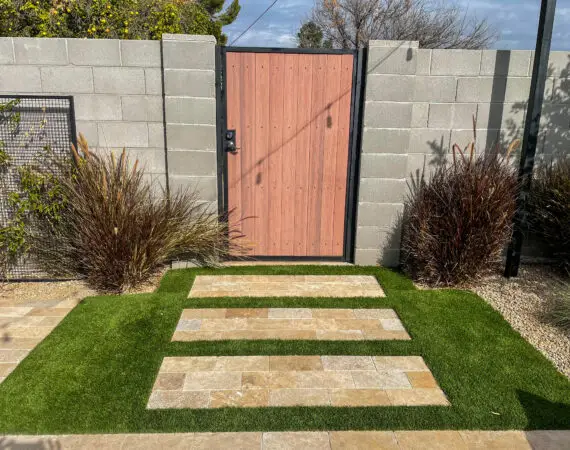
[3,430,567,449]
[0,300,78,383]
[188,275,385,297]
[147,356,448,409]
[173,308,410,341]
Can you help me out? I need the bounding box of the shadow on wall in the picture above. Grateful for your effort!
[420,54,570,176]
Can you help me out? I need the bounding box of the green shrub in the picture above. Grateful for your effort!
[529,158,570,271]
[401,141,518,286]
[0,0,240,43]
[30,135,242,292]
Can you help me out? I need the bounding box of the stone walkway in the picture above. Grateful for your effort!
[188,275,386,297]
[0,299,78,383]
[3,430,569,449]
[147,356,448,409]
[173,308,410,341]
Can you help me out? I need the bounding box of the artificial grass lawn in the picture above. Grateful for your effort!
[0,265,569,434]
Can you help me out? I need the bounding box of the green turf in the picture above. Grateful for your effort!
[0,265,569,434]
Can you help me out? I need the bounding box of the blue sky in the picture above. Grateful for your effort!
[223,0,570,50]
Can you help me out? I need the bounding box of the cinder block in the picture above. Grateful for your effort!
[74,95,122,121]
[362,129,410,154]
[0,66,41,92]
[145,68,163,95]
[167,150,217,176]
[13,38,68,65]
[67,38,121,66]
[431,49,482,75]
[408,129,450,156]
[407,153,443,180]
[542,103,569,128]
[168,175,217,202]
[360,153,408,179]
[452,103,478,129]
[0,38,14,64]
[148,123,165,148]
[369,40,418,48]
[427,103,452,129]
[450,129,502,153]
[162,40,215,70]
[165,97,215,125]
[354,249,379,266]
[164,69,215,97]
[476,102,525,131]
[356,227,402,251]
[126,147,166,173]
[75,121,98,146]
[97,122,148,148]
[547,52,570,78]
[456,77,532,103]
[411,103,429,128]
[378,248,401,267]
[358,178,406,203]
[480,50,532,76]
[365,75,415,101]
[357,202,404,228]
[416,49,431,75]
[93,67,145,94]
[166,124,216,150]
[414,76,456,102]
[364,102,412,129]
[121,95,163,122]
[40,67,93,93]
[367,47,417,75]
[120,40,161,67]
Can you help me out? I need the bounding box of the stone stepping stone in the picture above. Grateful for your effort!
[188,275,385,298]
[147,356,449,409]
[173,308,410,341]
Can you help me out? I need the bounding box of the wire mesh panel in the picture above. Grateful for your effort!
[0,95,76,280]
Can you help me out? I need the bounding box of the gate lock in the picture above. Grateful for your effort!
[225,129,238,153]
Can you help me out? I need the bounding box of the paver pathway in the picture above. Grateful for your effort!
[188,275,386,297]
[0,299,78,383]
[147,356,448,409]
[3,430,569,449]
[173,308,410,341]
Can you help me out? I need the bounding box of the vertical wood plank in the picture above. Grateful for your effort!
[226,52,242,247]
[240,52,257,255]
[306,53,327,256]
[253,53,271,255]
[332,54,354,255]
[319,54,342,255]
[267,53,285,255]
[293,54,314,256]
[281,54,299,255]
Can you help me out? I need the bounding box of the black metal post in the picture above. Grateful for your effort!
[505,0,557,278]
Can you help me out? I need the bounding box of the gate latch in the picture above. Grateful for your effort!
[225,130,239,153]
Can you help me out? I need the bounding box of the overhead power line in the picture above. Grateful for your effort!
[230,0,280,46]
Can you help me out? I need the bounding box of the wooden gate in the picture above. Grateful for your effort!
[217,48,364,260]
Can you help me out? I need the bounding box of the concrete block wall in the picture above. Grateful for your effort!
[355,42,570,266]
[0,37,166,185]
[162,34,218,210]
[355,41,418,266]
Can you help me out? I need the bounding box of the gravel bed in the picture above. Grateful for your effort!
[470,265,570,379]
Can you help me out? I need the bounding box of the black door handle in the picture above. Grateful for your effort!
[225,129,239,153]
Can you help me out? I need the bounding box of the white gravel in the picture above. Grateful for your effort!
[470,265,570,379]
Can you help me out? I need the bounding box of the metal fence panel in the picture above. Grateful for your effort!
[0,95,76,280]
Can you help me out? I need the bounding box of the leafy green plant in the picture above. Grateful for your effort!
[401,127,519,286]
[529,157,570,271]
[0,0,240,44]
[31,135,242,292]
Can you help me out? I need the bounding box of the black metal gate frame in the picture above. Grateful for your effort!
[215,46,368,263]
